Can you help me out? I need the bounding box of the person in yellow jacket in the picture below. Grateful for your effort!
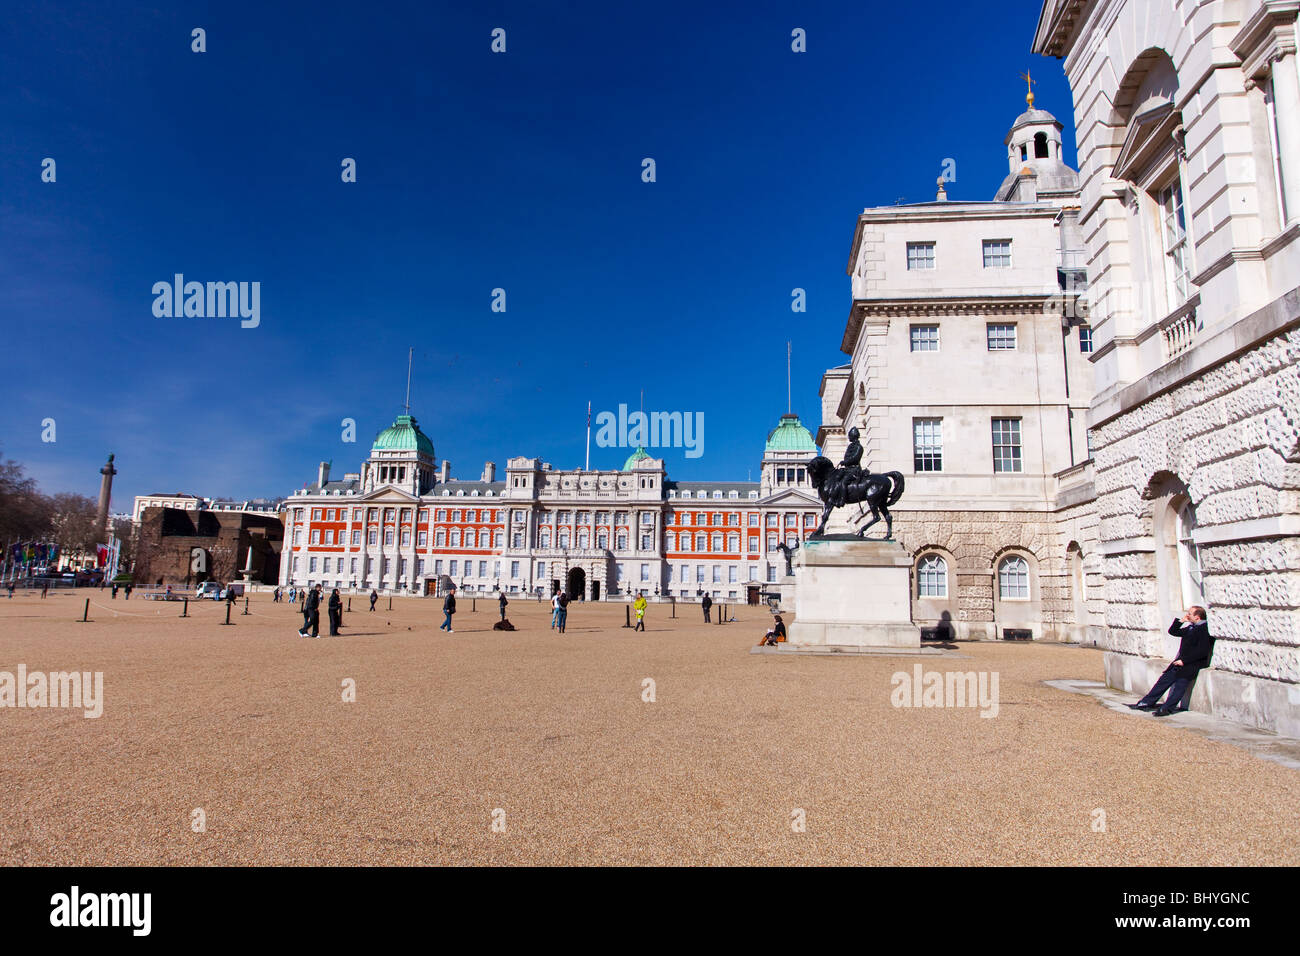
[633,592,647,631]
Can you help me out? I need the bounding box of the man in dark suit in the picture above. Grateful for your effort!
[1128,606,1213,716]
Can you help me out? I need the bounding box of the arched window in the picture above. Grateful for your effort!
[1034,131,1049,158]
[917,554,948,598]
[998,556,1030,600]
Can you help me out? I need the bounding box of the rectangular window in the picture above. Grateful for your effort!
[640,564,649,582]
[1157,177,1190,306]
[368,529,378,545]
[310,530,320,544]
[909,324,939,352]
[712,565,721,583]
[417,559,425,576]
[906,241,935,270]
[401,530,411,547]
[309,557,318,572]
[1078,324,1093,353]
[417,531,427,547]
[449,560,458,576]
[537,562,546,578]
[435,560,443,575]
[982,239,1012,268]
[351,530,361,546]
[479,561,487,576]
[992,418,1023,473]
[987,324,1017,350]
[913,418,943,472]
[418,509,428,522]
[640,534,651,550]
[384,530,394,546]
[510,560,520,578]
[728,566,737,583]
[322,558,331,573]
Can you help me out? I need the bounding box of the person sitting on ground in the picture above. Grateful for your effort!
[759,614,787,647]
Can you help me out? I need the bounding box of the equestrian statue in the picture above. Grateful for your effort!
[807,427,905,539]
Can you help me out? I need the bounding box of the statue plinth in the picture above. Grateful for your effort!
[788,537,919,648]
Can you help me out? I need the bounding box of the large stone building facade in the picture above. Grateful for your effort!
[279,412,825,603]
[1035,0,1300,734]
[818,100,1101,643]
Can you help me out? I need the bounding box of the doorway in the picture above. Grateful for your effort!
[591,579,601,601]
[567,567,586,601]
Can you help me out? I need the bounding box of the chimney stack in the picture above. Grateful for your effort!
[482,461,496,482]
[318,461,330,489]
[439,461,451,484]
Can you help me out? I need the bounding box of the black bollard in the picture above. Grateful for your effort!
[472,598,476,613]
[78,597,89,623]
[388,596,392,611]
[671,599,675,619]
[347,597,352,612]
[221,601,234,626]
[623,605,632,628]
[180,597,188,618]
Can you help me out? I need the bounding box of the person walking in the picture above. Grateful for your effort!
[633,592,647,632]
[440,586,457,633]
[556,590,569,634]
[499,591,508,622]
[1128,606,1214,716]
[300,585,321,638]
[6,581,14,599]
[124,583,132,600]
[41,580,49,599]
[550,591,561,629]
[370,589,378,612]
[328,588,343,636]
[701,593,712,623]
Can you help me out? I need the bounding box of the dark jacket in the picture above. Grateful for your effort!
[443,593,456,614]
[1168,618,1214,672]
[702,595,712,610]
[328,593,342,612]
[305,589,320,613]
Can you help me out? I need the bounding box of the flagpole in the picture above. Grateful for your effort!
[585,401,591,471]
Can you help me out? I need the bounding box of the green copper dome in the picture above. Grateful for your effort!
[765,414,816,453]
[372,415,435,456]
[622,446,650,470]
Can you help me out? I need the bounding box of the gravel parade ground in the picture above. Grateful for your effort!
[2,591,1296,866]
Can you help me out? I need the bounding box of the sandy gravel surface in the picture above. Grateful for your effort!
[1,591,1296,866]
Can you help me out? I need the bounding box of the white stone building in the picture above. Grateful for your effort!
[279,411,824,603]
[818,98,1100,642]
[1034,0,1300,734]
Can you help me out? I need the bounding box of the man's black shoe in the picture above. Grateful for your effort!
[1152,708,1176,717]
[1127,702,1157,710]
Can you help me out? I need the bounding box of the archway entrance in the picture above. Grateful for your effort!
[590,579,600,601]
[567,567,586,601]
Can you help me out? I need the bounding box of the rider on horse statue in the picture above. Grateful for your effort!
[827,427,867,509]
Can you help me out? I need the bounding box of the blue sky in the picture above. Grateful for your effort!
[1,0,1074,506]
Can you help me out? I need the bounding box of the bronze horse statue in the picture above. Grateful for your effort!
[807,456,905,539]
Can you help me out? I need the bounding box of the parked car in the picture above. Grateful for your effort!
[195,582,224,600]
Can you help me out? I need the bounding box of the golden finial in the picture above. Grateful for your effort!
[1020,69,1036,108]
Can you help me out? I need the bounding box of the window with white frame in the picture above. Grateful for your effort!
[906,242,935,270]
[913,418,942,472]
[910,324,939,352]
[992,418,1023,473]
[982,239,1012,268]
[917,554,948,598]
[998,555,1030,600]
[1078,324,1093,353]
[987,323,1017,350]
[1156,177,1191,307]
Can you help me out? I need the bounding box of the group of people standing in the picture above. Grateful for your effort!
[297,584,343,638]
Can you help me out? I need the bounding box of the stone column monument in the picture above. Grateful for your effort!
[96,454,117,544]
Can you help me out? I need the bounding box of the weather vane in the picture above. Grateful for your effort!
[1020,69,1037,108]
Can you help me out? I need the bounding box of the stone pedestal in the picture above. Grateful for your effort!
[788,537,919,648]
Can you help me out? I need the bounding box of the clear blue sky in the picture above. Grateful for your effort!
[1,0,1074,506]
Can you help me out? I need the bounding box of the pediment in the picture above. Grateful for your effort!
[1113,101,1179,184]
